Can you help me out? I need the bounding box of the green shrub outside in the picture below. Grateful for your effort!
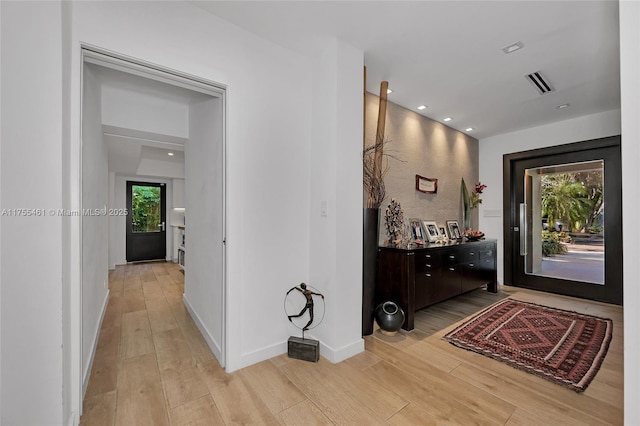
[541,230,570,256]
[588,225,603,234]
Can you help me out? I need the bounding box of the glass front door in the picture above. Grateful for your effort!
[505,137,622,305]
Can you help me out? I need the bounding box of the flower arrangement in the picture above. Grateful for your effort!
[469,182,487,209]
[384,198,404,245]
[461,179,487,231]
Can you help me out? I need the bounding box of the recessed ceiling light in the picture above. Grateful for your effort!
[556,103,570,109]
[168,152,174,156]
[502,41,524,54]
[443,117,452,122]
[465,127,474,132]
[417,105,427,110]
[387,89,393,94]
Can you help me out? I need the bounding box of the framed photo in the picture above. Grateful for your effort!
[421,220,441,243]
[408,218,426,244]
[446,220,462,240]
[415,175,438,194]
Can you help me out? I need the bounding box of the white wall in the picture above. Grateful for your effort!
[81,64,110,395]
[0,2,65,424]
[102,86,189,138]
[478,109,621,284]
[172,178,185,207]
[0,3,3,422]
[184,97,225,363]
[308,38,364,362]
[109,175,173,268]
[620,1,640,422]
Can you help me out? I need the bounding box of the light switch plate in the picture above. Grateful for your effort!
[483,209,502,217]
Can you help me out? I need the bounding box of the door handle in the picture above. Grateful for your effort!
[160,221,166,231]
[519,203,527,256]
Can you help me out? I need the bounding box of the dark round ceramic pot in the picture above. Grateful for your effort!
[374,301,405,335]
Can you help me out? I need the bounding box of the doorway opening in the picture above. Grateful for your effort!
[77,47,227,412]
[503,136,622,305]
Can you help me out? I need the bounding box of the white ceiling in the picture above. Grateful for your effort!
[195,1,620,140]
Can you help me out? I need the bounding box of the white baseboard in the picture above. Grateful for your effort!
[183,295,224,365]
[82,289,110,398]
[66,411,78,426]
[233,341,288,371]
[227,335,364,372]
[318,337,364,364]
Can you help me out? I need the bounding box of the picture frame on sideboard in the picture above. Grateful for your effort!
[446,220,462,240]
[408,218,426,244]
[422,220,440,243]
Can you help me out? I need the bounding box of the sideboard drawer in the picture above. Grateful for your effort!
[415,251,441,272]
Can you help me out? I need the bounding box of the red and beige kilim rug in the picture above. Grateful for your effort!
[443,298,613,392]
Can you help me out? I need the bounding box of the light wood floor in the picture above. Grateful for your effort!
[80,262,623,425]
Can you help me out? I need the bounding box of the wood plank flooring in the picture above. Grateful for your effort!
[81,262,623,425]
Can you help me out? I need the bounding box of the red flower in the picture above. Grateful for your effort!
[469,182,487,209]
[474,182,487,194]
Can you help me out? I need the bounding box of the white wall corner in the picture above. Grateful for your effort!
[66,412,78,426]
[238,341,289,371]
[307,37,365,364]
[81,289,110,398]
[620,1,640,423]
[183,295,223,364]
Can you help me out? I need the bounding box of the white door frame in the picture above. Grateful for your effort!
[74,45,227,416]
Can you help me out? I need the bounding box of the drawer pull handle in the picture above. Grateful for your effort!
[425,264,431,268]
[425,273,431,277]
[425,254,431,258]
[469,252,474,255]
[469,263,474,267]
[449,267,455,271]
[449,255,455,259]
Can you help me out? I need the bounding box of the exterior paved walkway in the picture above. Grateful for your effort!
[540,242,604,284]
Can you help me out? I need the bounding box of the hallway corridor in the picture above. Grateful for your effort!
[80,262,228,425]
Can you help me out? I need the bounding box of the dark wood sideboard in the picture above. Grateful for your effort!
[377,239,498,331]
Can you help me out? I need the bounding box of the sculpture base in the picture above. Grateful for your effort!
[287,336,319,363]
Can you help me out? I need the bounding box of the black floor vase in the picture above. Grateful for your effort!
[362,208,379,336]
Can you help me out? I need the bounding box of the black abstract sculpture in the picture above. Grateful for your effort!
[286,283,324,331]
[285,283,325,362]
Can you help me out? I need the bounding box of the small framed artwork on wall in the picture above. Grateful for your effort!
[421,220,441,243]
[415,175,438,194]
[446,220,462,240]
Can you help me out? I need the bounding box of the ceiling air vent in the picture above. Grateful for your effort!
[526,71,554,95]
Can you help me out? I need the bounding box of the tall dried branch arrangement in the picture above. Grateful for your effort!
[363,137,403,208]
[363,138,387,208]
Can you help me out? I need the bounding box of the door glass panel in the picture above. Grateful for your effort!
[524,160,604,285]
[131,185,161,233]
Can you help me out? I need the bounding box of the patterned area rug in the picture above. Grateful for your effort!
[443,298,613,392]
